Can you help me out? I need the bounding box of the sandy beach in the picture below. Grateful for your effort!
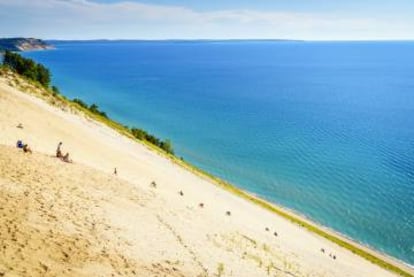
[0,70,412,277]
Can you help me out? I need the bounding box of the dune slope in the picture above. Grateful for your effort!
[0,71,411,277]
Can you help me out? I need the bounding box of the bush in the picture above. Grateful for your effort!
[2,50,50,87]
[88,103,108,118]
[130,127,174,154]
[51,85,60,97]
[51,85,60,93]
[71,99,108,119]
[72,98,88,109]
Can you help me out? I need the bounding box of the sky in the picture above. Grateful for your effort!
[0,0,413,40]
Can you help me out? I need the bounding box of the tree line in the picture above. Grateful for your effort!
[130,127,174,155]
[72,98,108,119]
[2,51,174,155]
[2,50,50,88]
[72,97,173,154]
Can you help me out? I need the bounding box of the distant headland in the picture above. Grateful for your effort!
[0,37,53,52]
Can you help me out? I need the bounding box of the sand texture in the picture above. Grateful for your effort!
[0,71,411,277]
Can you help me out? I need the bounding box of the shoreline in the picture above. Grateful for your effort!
[1,68,413,276]
[173,153,414,276]
[85,90,414,275]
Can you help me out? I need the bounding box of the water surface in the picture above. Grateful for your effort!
[24,41,414,265]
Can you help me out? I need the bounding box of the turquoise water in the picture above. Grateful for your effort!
[23,41,414,266]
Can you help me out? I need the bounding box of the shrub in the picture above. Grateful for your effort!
[130,127,174,154]
[2,50,50,87]
[72,98,88,109]
[51,85,60,97]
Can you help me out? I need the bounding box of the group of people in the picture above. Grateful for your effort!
[16,140,32,154]
[56,142,72,163]
[16,140,72,163]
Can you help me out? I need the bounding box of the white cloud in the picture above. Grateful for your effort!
[0,0,412,40]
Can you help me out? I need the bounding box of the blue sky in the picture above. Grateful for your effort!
[0,0,413,40]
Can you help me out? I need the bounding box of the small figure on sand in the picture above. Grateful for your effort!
[23,144,32,154]
[16,140,24,149]
[56,142,63,158]
[179,190,184,196]
[62,152,72,163]
[55,142,72,163]
[16,123,23,129]
[114,167,117,175]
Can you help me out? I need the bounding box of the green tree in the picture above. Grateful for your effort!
[161,139,174,154]
[72,98,88,109]
[36,64,51,87]
[2,50,51,88]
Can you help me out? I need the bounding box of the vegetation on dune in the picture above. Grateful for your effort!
[72,98,108,119]
[130,128,174,155]
[71,97,174,154]
[2,50,51,88]
[1,52,174,155]
[71,97,173,154]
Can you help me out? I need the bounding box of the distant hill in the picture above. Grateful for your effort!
[0,38,53,52]
[47,39,303,44]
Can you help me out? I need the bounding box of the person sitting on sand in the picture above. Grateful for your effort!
[56,142,63,158]
[16,140,24,149]
[62,153,72,163]
[23,144,32,154]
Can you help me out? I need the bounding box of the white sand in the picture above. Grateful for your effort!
[0,72,412,277]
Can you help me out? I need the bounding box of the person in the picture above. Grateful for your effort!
[114,168,117,175]
[56,142,63,158]
[23,144,32,154]
[62,152,72,163]
[16,140,24,148]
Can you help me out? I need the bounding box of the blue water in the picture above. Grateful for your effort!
[23,41,414,266]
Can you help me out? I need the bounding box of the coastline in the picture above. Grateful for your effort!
[174,154,414,276]
[0,68,413,276]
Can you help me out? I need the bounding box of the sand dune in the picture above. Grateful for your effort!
[0,71,410,276]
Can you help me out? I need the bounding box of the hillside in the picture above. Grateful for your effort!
[0,61,411,277]
[0,38,53,52]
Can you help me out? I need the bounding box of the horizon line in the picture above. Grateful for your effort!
[43,38,414,42]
